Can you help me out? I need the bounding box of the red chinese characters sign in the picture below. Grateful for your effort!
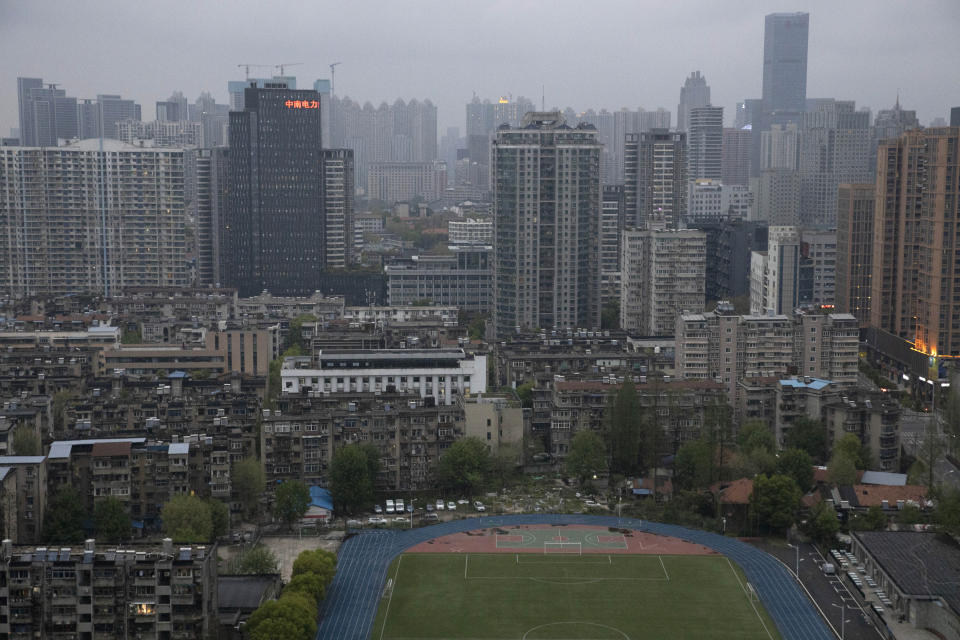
[285,100,320,109]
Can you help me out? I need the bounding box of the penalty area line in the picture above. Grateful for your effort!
[725,558,773,640]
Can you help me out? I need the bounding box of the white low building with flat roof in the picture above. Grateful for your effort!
[280,349,486,405]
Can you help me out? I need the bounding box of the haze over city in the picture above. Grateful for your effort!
[2,0,959,134]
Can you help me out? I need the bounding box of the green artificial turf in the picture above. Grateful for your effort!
[371,553,782,639]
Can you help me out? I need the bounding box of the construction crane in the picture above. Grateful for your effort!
[330,62,342,95]
[237,64,271,80]
[275,62,303,76]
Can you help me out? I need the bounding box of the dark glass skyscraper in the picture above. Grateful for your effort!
[762,12,809,113]
[223,83,325,296]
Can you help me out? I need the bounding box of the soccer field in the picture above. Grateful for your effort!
[371,552,782,640]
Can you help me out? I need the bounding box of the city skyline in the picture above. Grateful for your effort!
[1,1,958,136]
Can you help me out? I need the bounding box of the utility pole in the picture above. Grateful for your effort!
[330,62,342,96]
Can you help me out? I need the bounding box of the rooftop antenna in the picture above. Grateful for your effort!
[330,62,342,96]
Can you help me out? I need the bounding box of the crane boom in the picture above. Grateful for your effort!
[275,62,303,76]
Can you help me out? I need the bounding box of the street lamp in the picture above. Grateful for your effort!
[830,602,850,640]
[787,543,801,577]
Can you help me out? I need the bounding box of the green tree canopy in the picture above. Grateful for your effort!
[827,451,858,485]
[207,498,229,539]
[42,485,86,544]
[834,433,868,469]
[291,548,338,585]
[515,382,534,408]
[782,417,828,463]
[161,494,213,543]
[776,448,815,491]
[435,437,491,496]
[607,381,641,476]
[751,474,801,532]
[738,420,776,455]
[601,301,620,331]
[233,457,265,518]
[329,444,379,515]
[11,426,41,456]
[935,487,960,537]
[246,593,317,640]
[274,481,311,529]
[565,430,606,487]
[849,505,888,531]
[229,544,279,574]
[93,497,131,543]
[673,439,714,491]
[803,499,840,546]
[284,572,327,604]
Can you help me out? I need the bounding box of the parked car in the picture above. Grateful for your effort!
[447,501,456,511]
[346,519,363,528]
[374,504,383,513]
[406,503,414,513]
[436,500,445,511]
[386,499,395,514]
[393,516,408,524]
[423,512,439,521]
[474,501,486,512]
[368,516,388,525]
[457,498,469,505]
[395,499,405,512]
[426,503,435,512]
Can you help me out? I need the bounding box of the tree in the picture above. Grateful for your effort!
[246,593,317,640]
[515,382,534,408]
[606,381,641,476]
[750,474,801,532]
[490,443,521,491]
[93,497,131,543]
[284,572,327,604]
[934,487,960,537]
[849,505,888,531]
[896,504,923,526]
[601,301,620,331]
[942,382,960,455]
[565,430,606,487]
[915,418,945,489]
[291,548,337,584]
[776,448,815,491]
[274,481,311,530]
[673,439,713,491]
[803,500,840,546]
[11,426,41,456]
[467,315,486,341]
[162,494,213,543]
[42,485,86,544]
[233,457,266,518]
[329,444,378,515]
[207,499,229,539]
[434,437,491,496]
[287,314,317,352]
[782,418,828,463]
[121,327,142,344]
[738,420,776,455]
[52,390,74,432]
[229,544,279,574]
[827,451,858,485]
[834,433,867,469]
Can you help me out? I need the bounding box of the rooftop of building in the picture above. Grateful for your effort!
[59,138,183,152]
[0,456,45,465]
[853,531,960,615]
[47,438,146,460]
[218,574,280,611]
[779,377,832,390]
[554,379,724,392]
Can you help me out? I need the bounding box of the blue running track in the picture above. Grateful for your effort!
[315,514,834,640]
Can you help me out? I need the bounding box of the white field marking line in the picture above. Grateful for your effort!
[725,557,773,640]
[584,531,629,549]
[521,621,631,640]
[609,555,612,565]
[464,553,468,579]
[378,555,402,640]
[658,555,669,581]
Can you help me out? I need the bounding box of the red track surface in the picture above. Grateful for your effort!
[405,523,717,555]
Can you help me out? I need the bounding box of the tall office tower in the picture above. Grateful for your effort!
[189,147,229,286]
[952,108,960,127]
[762,13,809,113]
[736,99,764,129]
[871,127,960,357]
[750,225,802,314]
[755,168,800,224]
[623,129,687,228]
[322,149,355,268]
[621,227,706,335]
[760,123,799,170]
[871,97,919,171]
[0,140,186,298]
[639,108,672,132]
[797,102,872,228]
[836,183,875,325]
[16,78,78,146]
[314,79,332,148]
[600,185,625,306]
[77,99,100,138]
[367,161,447,203]
[156,91,188,121]
[91,94,141,139]
[677,71,710,133]
[223,84,325,296]
[687,106,723,181]
[228,76,297,111]
[581,109,616,183]
[722,127,752,186]
[700,221,769,301]
[491,112,602,337]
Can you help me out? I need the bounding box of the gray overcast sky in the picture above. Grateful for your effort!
[2,0,959,136]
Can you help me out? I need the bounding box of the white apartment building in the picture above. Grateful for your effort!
[0,140,187,298]
[367,161,447,204]
[448,218,493,244]
[621,227,706,336]
[687,179,754,224]
[280,349,487,405]
[750,226,801,315]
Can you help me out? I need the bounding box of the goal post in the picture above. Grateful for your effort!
[544,541,582,555]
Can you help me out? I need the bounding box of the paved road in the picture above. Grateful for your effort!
[316,514,834,640]
[754,541,883,640]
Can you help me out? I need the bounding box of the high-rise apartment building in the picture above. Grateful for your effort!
[677,71,711,133]
[750,226,802,315]
[688,180,753,224]
[600,185,625,306]
[367,161,447,204]
[189,147,229,287]
[871,127,960,357]
[321,148,355,268]
[687,106,723,181]
[94,94,142,139]
[762,13,810,113]
[223,83,325,296]
[760,123,798,170]
[624,129,687,228]
[620,227,706,335]
[0,140,187,298]
[836,183,875,325]
[721,127,752,186]
[755,168,801,225]
[386,245,493,313]
[801,229,837,307]
[491,112,602,336]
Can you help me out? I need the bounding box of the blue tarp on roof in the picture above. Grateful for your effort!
[779,377,831,390]
[310,486,334,511]
[168,371,189,378]
[631,488,652,496]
